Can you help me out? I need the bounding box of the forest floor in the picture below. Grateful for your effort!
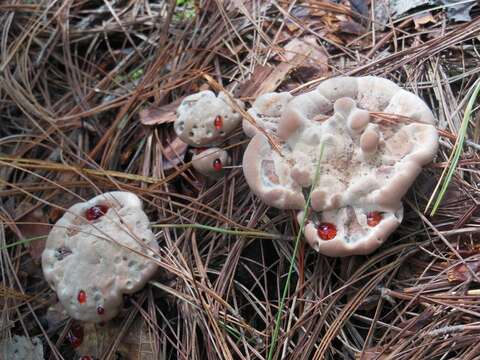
[1,1,480,359]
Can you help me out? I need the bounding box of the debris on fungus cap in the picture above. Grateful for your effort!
[243,76,439,256]
[243,92,293,138]
[42,191,159,322]
[174,90,244,147]
[192,147,230,178]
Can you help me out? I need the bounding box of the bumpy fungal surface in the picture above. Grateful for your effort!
[0,335,44,360]
[243,92,293,138]
[174,90,244,147]
[243,76,438,256]
[192,147,230,178]
[42,192,158,322]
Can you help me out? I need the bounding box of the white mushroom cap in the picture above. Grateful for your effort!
[242,76,438,256]
[243,134,305,209]
[42,191,158,322]
[174,91,244,147]
[191,147,231,178]
[0,335,43,360]
[243,92,293,137]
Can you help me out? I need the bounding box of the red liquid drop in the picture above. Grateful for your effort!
[317,222,337,240]
[367,211,383,227]
[80,356,93,360]
[77,290,87,304]
[85,205,108,221]
[97,306,105,315]
[67,324,83,348]
[214,115,223,130]
[212,158,223,171]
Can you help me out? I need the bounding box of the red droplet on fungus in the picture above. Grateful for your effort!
[85,205,109,221]
[367,211,383,227]
[317,222,337,240]
[97,306,105,315]
[213,158,223,171]
[77,290,87,304]
[214,115,223,129]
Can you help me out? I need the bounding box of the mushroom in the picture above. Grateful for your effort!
[191,147,231,178]
[174,90,244,147]
[243,76,438,256]
[42,191,159,322]
[243,92,293,137]
[0,335,44,360]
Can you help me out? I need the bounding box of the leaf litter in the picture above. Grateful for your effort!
[1,0,480,359]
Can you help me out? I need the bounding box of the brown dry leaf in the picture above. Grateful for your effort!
[338,20,366,35]
[324,32,345,45]
[413,12,436,29]
[281,36,329,78]
[76,318,154,359]
[139,98,183,126]
[239,36,329,98]
[397,307,435,332]
[122,317,155,360]
[447,260,480,283]
[285,5,312,32]
[249,58,300,97]
[162,136,188,171]
[236,65,275,97]
[17,209,49,261]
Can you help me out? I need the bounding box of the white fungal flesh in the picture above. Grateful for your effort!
[191,147,230,178]
[42,191,158,322]
[174,91,244,147]
[243,92,293,137]
[243,76,438,256]
[0,335,44,360]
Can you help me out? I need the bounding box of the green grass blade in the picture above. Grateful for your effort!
[267,143,324,360]
[428,80,480,216]
[0,235,47,251]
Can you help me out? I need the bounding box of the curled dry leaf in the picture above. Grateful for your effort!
[447,260,480,283]
[17,209,49,261]
[161,136,189,171]
[338,20,366,35]
[282,36,329,71]
[236,65,276,97]
[281,36,329,82]
[76,318,154,359]
[238,36,329,98]
[139,98,184,126]
[413,12,436,29]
